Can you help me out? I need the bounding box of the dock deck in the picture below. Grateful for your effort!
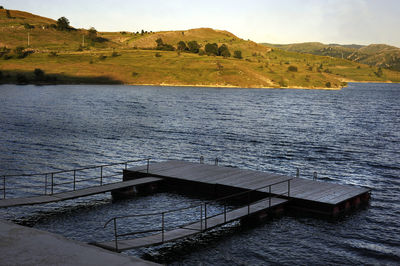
[127,160,370,206]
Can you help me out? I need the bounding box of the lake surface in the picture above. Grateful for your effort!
[0,83,399,265]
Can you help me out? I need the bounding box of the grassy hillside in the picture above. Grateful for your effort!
[0,9,114,50]
[1,9,399,88]
[263,42,400,71]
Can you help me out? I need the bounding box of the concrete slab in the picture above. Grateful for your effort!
[0,220,159,266]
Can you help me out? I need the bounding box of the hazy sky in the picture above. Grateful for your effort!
[3,0,400,47]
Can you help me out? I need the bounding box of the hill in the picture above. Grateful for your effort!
[262,42,400,71]
[1,8,399,88]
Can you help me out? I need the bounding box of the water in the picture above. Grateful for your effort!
[0,83,399,264]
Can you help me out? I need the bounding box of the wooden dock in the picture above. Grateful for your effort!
[94,197,287,251]
[0,177,162,208]
[93,160,370,251]
[1,159,371,252]
[125,160,370,214]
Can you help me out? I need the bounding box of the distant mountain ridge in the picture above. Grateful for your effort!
[262,42,400,71]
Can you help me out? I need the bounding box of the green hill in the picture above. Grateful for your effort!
[262,42,400,71]
[1,8,399,88]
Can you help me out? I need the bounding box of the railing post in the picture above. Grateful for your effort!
[296,168,300,178]
[313,172,317,181]
[200,156,204,164]
[51,173,54,195]
[288,179,291,197]
[73,170,76,191]
[200,204,203,231]
[113,218,118,252]
[215,158,219,166]
[100,166,103,186]
[204,203,207,229]
[146,159,150,173]
[3,176,5,199]
[224,204,226,223]
[44,174,47,195]
[248,191,250,215]
[269,185,271,208]
[161,212,165,243]
[125,162,127,170]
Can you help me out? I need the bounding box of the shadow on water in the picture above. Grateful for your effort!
[0,69,123,85]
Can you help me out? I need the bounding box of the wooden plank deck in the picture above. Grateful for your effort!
[0,177,162,208]
[128,160,370,206]
[94,197,288,251]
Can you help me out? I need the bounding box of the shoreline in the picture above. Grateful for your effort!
[2,80,398,90]
[1,81,343,90]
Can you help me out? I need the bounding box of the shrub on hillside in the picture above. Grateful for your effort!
[177,41,188,51]
[34,68,45,80]
[288,65,298,72]
[6,10,13,19]
[155,38,175,51]
[218,44,231,58]
[233,50,242,59]
[23,23,34,29]
[187,41,200,53]
[48,51,58,57]
[56,17,74,31]
[14,46,27,59]
[205,43,218,56]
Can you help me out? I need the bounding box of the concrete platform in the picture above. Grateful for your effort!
[0,219,159,266]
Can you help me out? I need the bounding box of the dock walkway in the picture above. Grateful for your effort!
[94,196,287,251]
[0,177,162,208]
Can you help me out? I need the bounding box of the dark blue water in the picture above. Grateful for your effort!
[0,83,399,265]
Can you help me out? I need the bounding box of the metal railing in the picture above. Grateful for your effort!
[103,178,291,251]
[0,158,151,199]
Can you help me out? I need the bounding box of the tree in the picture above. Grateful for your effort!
[156,38,164,48]
[155,38,174,51]
[233,50,242,59]
[187,41,200,53]
[14,46,26,58]
[375,67,383,77]
[205,43,218,56]
[56,17,70,31]
[218,44,231,58]
[177,41,188,51]
[88,27,97,41]
[6,9,12,18]
[34,68,45,80]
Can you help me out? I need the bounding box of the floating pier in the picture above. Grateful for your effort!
[0,159,371,252]
[124,160,370,216]
[94,160,370,251]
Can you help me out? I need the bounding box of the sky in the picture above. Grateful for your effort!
[2,0,400,47]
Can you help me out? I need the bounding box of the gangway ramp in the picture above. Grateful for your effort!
[0,177,162,208]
